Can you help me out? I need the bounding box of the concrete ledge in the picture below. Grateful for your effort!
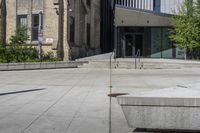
[117,84,200,130]
[0,61,88,71]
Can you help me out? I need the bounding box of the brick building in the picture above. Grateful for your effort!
[68,0,101,59]
[3,0,69,60]
[1,0,101,60]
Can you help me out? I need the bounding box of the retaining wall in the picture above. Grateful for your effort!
[0,61,87,71]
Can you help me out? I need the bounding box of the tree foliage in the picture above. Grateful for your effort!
[9,26,29,46]
[170,0,200,53]
[196,0,200,43]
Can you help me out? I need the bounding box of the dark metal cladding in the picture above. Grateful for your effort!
[100,0,115,53]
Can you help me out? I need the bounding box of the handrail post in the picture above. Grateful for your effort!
[135,56,137,69]
[113,49,116,63]
[109,50,115,133]
[139,49,141,63]
[135,49,141,69]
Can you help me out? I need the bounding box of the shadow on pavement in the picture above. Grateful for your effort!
[0,88,46,96]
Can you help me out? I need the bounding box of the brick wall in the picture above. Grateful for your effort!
[6,0,69,60]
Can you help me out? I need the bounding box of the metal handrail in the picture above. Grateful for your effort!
[135,49,141,69]
[109,49,116,133]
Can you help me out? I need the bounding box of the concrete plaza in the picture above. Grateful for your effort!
[0,68,200,133]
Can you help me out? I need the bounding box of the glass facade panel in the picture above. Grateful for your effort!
[116,0,184,14]
[150,28,161,58]
[153,0,161,12]
[176,48,186,59]
[162,28,172,58]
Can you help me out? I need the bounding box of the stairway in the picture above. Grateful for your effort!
[79,58,200,69]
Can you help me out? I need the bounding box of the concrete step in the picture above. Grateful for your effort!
[79,59,200,69]
[141,62,200,69]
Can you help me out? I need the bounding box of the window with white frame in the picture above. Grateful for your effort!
[17,15,28,27]
[32,14,43,41]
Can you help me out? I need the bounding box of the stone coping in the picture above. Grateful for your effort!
[118,84,200,107]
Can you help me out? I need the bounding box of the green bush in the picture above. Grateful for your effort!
[10,26,29,46]
[42,51,61,62]
[0,27,61,63]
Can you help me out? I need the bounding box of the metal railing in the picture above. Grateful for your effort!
[135,49,141,69]
[109,49,117,133]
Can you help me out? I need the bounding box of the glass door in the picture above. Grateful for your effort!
[125,34,134,57]
[135,34,143,56]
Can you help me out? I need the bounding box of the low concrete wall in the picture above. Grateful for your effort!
[0,61,88,71]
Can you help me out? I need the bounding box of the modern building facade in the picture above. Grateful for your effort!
[114,0,186,59]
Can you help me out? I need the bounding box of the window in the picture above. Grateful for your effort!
[32,14,43,41]
[17,15,28,27]
[87,23,90,46]
[69,16,75,42]
[153,0,161,12]
[86,0,90,6]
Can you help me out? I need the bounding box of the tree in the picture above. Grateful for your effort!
[9,26,29,46]
[196,0,200,44]
[169,0,200,60]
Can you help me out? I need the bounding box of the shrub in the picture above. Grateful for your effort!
[0,26,61,63]
[42,51,61,62]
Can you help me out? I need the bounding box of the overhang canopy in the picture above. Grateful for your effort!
[115,5,173,27]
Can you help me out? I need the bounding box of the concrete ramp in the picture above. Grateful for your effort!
[117,83,200,131]
[76,52,115,61]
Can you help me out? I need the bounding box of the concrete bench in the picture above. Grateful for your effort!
[117,84,200,131]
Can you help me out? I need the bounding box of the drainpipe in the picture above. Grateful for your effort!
[113,0,117,56]
[0,0,6,46]
[38,12,43,60]
[57,0,64,60]
[30,0,33,41]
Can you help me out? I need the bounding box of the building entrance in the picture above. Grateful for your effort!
[125,34,134,57]
[117,27,186,59]
[125,34,143,57]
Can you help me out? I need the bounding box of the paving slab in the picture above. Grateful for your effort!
[25,115,71,133]
[0,68,200,133]
[0,114,37,133]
